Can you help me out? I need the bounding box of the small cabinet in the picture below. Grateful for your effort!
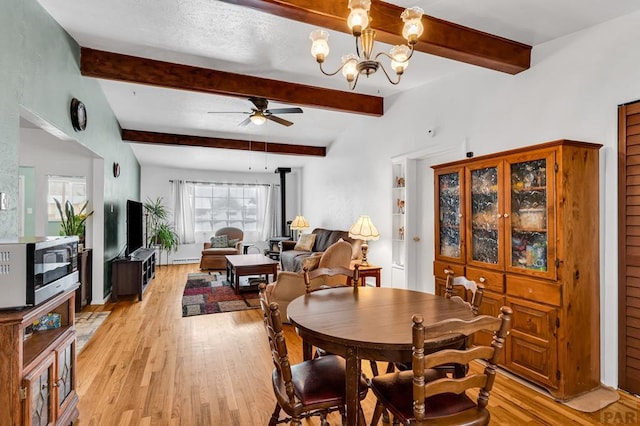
[22,353,55,426]
[432,140,601,400]
[112,248,156,301]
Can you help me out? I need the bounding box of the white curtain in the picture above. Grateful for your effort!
[171,180,195,244]
[255,184,275,241]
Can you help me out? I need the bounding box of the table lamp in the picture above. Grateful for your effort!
[290,215,309,240]
[348,215,380,266]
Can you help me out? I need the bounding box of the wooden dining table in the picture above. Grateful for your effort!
[287,286,476,426]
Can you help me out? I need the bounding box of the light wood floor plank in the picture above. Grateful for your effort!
[76,264,639,425]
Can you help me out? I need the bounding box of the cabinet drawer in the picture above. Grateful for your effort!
[465,267,504,293]
[433,260,464,279]
[506,275,561,307]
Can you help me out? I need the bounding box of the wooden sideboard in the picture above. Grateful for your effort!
[0,287,79,425]
[432,139,601,400]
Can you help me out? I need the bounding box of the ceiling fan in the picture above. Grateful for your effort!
[208,97,303,127]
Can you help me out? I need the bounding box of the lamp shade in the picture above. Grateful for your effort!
[290,215,310,230]
[348,215,380,241]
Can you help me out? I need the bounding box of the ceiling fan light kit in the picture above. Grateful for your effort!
[309,0,424,90]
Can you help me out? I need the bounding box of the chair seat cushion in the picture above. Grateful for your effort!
[370,370,478,421]
[273,355,367,409]
[201,247,238,256]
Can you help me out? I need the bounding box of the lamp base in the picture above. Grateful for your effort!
[360,242,369,267]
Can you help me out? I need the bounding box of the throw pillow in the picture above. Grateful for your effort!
[228,238,240,247]
[294,233,316,251]
[301,254,321,271]
[210,235,229,248]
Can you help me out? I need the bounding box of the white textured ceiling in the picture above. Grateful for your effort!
[36,0,640,172]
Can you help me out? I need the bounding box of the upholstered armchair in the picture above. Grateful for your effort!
[199,227,243,270]
[265,240,353,322]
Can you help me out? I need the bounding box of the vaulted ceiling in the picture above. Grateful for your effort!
[37,0,640,172]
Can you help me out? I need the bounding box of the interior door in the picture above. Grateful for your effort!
[619,100,640,395]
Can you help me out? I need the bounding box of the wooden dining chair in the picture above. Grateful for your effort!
[444,272,485,315]
[258,284,368,425]
[368,306,512,426]
[302,264,361,294]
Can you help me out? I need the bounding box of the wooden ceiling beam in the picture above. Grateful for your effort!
[81,48,383,116]
[122,129,326,157]
[219,0,531,74]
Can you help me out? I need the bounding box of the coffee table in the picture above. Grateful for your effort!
[225,254,279,295]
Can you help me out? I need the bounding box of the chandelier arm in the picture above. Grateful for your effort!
[318,61,348,77]
[377,61,402,85]
[355,35,362,59]
[350,72,361,91]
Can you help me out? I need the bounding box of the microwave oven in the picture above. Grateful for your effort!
[0,236,79,309]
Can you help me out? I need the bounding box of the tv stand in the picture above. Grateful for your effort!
[111,247,156,301]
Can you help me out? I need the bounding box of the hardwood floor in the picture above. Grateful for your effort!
[77,264,638,425]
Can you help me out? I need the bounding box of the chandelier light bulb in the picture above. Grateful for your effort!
[401,6,425,44]
[309,29,330,62]
[390,45,411,74]
[347,0,371,36]
[341,55,358,82]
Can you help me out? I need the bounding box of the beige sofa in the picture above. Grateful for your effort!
[279,227,362,272]
[199,227,243,270]
[266,240,353,322]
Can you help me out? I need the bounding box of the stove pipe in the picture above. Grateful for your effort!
[275,167,292,237]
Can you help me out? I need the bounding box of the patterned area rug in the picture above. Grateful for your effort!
[181,272,260,317]
[76,311,111,353]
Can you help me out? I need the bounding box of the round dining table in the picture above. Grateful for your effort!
[287,286,476,426]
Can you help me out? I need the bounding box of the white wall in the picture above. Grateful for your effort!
[302,10,640,388]
[140,165,300,264]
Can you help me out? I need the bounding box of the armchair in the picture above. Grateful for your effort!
[265,240,353,322]
[199,227,244,270]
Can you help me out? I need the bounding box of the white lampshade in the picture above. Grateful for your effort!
[347,0,371,35]
[348,215,380,241]
[290,215,310,230]
[309,29,330,62]
[401,6,424,44]
[250,113,266,125]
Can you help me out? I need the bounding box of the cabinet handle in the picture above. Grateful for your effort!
[444,268,453,275]
[458,213,463,218]
[479,277,486,283]
[496,213,502,218]
[504,213,509,218]
[413,236,420,242]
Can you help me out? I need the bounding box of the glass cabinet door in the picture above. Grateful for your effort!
[466,161,505,270]
[505,152,556,279]
[22,353,55,426]
[435,168,465,262]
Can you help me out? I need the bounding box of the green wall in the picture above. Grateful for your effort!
[0,0,141,298]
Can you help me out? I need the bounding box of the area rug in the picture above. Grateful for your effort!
[181,272,260,317]
[75,311,111,353]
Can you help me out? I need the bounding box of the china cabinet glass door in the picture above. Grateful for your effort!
[466,161,505,270]
[435,167,465,262]
[505,152,556,279]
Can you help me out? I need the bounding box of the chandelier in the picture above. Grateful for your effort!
[309,0,424,90]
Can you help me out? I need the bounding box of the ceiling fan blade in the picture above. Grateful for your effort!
[207,111,250,114]
[265,107,303,114]
[266,115,294,127]
[238,117,252,126]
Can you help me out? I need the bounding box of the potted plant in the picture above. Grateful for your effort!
[143,197,179,264]
[54,199,93,247]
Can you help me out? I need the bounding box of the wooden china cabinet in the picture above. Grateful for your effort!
[0,287,79,425]
[432,139,602,400]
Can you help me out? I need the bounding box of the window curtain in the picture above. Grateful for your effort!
[171,180,195,244]
[255,184,276,241]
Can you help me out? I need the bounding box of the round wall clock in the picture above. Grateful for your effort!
[70,98,87,132]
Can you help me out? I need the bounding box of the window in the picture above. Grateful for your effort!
[194,183,259,235]
[47,176,87,221]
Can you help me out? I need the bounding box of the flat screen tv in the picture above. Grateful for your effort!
[126,200,144,257]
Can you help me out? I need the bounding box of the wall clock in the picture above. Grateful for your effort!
[70,98,87,132]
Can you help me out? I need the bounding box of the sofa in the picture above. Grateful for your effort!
[280,227,362,272]
[199,227,244,270]
[266,240,354,322]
